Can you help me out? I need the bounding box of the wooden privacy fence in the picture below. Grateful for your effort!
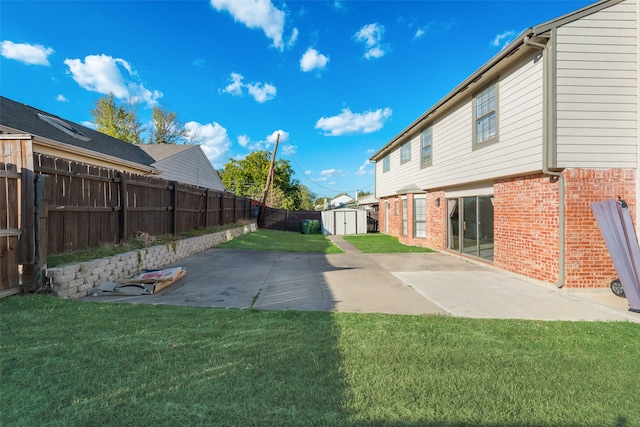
[34,154,253,255]
[260,207,322,233]
[0,163,20,293]
[367,211,379,233]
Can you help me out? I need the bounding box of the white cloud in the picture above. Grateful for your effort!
[364,47,385,60]
[366,148,376,154]
[210,0,287,50]
[222,72,276,103]
[321,168,345,177]
[246,82,276,103]
[414,19,457,40]
[300,47,329,72]
[64,54,162,107]
[240,129,289,152]
[287,28,299,48]
[492,30,516,49]
[223,72,245,95]
[315,107,392,136]
[56,94,69,102]
[267,130,288,144]
[354,23,388,59]
[282,144,297,155]
[304,170,312,175]
[0,40,54,66]
[237,134,250,148]
[184,121,232,166]
[355,160,373,176]
[82,121,96,129]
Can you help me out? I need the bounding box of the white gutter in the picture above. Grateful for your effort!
[523,32,566,288]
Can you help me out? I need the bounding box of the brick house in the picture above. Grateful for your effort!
[370,0,638,288]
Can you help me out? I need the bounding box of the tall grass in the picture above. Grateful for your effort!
[2,295,638,426]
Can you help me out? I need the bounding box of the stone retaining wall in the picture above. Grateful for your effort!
[45,223,257,300]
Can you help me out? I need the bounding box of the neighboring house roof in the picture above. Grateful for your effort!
[330,194,354,207]
[139,144,226,191]
[357,194,379,206]
[0,96,156,172]
[370,0,625,161]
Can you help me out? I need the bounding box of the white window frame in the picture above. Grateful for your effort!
[383,155,390,172]
[400,141,411,164]
[473,82,499,149]
[413,196,426,238]
[421,127,432,168]
[401,197,408,236]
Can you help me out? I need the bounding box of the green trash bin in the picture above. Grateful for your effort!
[310,220,319,234]
[301,219,311,234]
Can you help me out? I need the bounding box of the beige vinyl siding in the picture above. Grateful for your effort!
[375,133,422,196]
[152,147,225,191]
[555,0,638,168]
[375,53,544,197]
[428,55,543,185]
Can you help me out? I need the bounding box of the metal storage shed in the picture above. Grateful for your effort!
[321,208,367,235]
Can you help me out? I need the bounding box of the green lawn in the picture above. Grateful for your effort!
[342,233,435,253]
[2,295,638,426]
[218,228,343,254]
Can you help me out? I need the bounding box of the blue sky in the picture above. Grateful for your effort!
[1,0,593,198]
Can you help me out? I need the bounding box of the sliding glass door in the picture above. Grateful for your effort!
[447,195,494,261]
[462,197,478,256]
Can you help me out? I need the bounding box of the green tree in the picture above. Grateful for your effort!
[90,94,144,144]
[220,150,315,210]
[294,182,316,210]
[148,107,187,144]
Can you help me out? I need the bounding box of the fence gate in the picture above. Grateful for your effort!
[0,162,20,296]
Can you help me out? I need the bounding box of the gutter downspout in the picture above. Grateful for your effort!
[524,33,566,288]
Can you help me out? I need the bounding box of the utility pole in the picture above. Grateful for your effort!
[258,133,279,226]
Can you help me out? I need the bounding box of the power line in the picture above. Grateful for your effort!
[282,145,373,196]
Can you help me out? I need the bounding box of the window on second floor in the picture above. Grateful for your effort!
[421,127,432,168]
[473,82,498,149]
[383,155,390,172]
[400,141,411,164]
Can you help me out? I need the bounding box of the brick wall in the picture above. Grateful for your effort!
[380,168,635,289]
[494,169,635,288]
[564,168,636,288]
[494,173,561,284]
[379,192,446,249]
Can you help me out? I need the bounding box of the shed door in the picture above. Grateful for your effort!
[334,211,357,235]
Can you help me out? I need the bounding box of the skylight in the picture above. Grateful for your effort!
[38,113,90,142]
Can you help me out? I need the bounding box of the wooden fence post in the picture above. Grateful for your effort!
[170,181,178,235]
[0,163,20,293]
[204,188,210,228]
[19,168,37,289]
[219,193,225,225]
[35,174,48,287]
[118,172,128,242]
